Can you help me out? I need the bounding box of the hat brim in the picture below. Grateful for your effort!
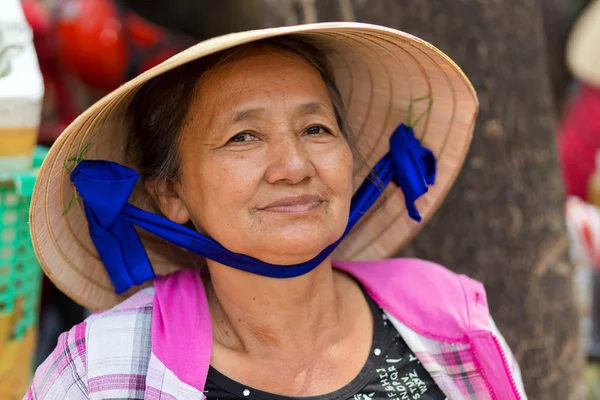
[30,22,478,310]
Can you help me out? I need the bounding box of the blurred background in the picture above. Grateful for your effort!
[1,0,599,398]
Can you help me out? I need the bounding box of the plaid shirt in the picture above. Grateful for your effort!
[25,260,527,399]
[25,289,204,399]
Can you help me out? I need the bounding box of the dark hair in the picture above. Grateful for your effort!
[126,37,363,193]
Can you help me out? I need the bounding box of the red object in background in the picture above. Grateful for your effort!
[22,0,191,143]
[54,0,186,91]
[55,0,128,91]
[558,84,600,200]
[21,0,51,35]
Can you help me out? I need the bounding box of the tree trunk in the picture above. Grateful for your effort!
[264,0,584,398]
[122,0,265,39]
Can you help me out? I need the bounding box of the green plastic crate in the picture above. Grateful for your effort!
[0,146,48,339]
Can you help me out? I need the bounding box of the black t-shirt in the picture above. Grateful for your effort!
[203,289,446,399]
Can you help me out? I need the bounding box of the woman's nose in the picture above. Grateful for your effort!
[264,135,317,185]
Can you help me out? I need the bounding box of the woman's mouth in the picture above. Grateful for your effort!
[259,195,324,214]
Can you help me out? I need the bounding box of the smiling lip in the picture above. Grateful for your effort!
[260,195,324,213]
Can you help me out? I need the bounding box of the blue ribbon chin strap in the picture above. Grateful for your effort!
[70,123,436,293]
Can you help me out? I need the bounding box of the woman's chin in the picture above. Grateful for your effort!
[244,241,334,266]
[218,226,345,266]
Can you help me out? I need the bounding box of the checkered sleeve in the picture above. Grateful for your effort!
[23,322,89,400]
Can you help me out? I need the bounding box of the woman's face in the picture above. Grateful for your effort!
[158,46,354,265]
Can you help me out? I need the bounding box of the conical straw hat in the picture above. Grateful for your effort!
[30,22,478,310]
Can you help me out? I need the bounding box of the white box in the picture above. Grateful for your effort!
[0,0,44,173]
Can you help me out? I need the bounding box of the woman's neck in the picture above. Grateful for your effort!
[206,258,350,357]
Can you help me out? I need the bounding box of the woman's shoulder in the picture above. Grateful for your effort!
[86,286,156,326]
[25,288,156,399]
[334,258,490,338]
[82,286,156,351]
[334,257,485,299]
[337,259,527,399]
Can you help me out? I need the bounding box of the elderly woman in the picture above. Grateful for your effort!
[26,23,526,399]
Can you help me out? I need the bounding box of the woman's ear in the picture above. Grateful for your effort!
[146,179,191,224]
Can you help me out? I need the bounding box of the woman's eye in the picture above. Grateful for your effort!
[228,132,254,143]
[305,125,329,136]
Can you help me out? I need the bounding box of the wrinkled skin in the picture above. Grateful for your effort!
[156,47,354,266]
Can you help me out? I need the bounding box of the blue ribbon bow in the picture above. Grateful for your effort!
[390,124,436,221]
[70,123,435,293]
